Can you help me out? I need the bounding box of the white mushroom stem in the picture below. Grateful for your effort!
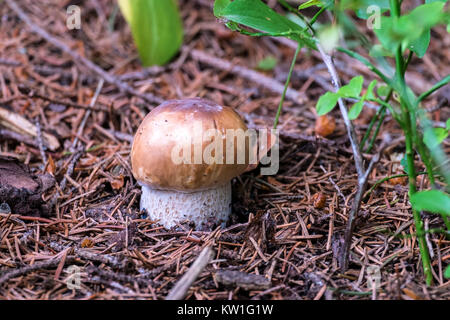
[140,182,232,230]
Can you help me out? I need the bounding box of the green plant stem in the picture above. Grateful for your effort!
[364,171,427,199]
[415,106,450,188]
[394,228,450,239]
[417,75,450,103]
[394,49,436,204]
[388,0,432,285]
[403,101,433,285]
[360,108,382,151]
[443,216,450,234]
[327,287,372,296]
[273,43,301,129]
[397,50,447,237]
[416,138,436,186]
[390,0,401,18]
[405,113,433,285]
[310,6,326,26]
[277,0,315,33]
[425,228,450,236]
[404,50,413,74]
[365,107,386,153]
[362,51,412,153]
[337,47,392,86]
[360,89,393,152]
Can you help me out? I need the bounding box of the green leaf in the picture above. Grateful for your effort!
[369,44,394,58]
[366,80,377,100]
[118,0,183,66]
[374,2,445,55]
[298,0,323,10]
[217,0,315,48]
[424,127,449,149]
[286,12,308,29]
[348,100,364,120]
[373,17,400,54]
[377,85,390,98]
[316,92,340,115]
[354,0,390,19]
[214,0,231,16]
[257,56,277,70]
[410,190,450,216]
[435,127,449,143]
[409,30,430,58]
[338,76,364,98]
[347,79,376,120]
[445,265,450,279]
[407,2,446,24]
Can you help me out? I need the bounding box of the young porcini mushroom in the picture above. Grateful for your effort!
[131,98,250,230]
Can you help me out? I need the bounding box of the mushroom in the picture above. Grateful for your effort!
[131,98,251,230]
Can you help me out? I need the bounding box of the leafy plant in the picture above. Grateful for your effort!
[317,76,380,120]
[214,0,450,285]
[118,0,183,66]
[411,190,450,216]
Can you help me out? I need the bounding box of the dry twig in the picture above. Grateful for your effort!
[190,49,306,104]
[165,246,214,300]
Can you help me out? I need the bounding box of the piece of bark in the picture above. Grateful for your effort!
[0,106,60,151]
[215,270,271,291]
[244,211,276,250]
[0,156,55,217]
[108,222,138,252]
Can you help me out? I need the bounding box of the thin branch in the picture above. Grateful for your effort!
[273,43,301,129]
[165,246,214,300]
[266,1,379,270]
[26,91,109,112]
[35,117,48,167]
[71,79,104,150]
[190,49,306,104]
[49,242,125,269]
[316,44,365,178]
[0,256,76,286]
[340,134,391,270]
[314,43,378,271]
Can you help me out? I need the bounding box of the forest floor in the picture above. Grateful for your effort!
[0,0,449,300]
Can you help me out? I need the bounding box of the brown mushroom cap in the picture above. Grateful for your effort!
[131,98,250,191]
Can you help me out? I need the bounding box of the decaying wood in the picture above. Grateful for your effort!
[0,107,60,151]
[216,270,271,291]
[0,156,55,216]
[0,256,77,286]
